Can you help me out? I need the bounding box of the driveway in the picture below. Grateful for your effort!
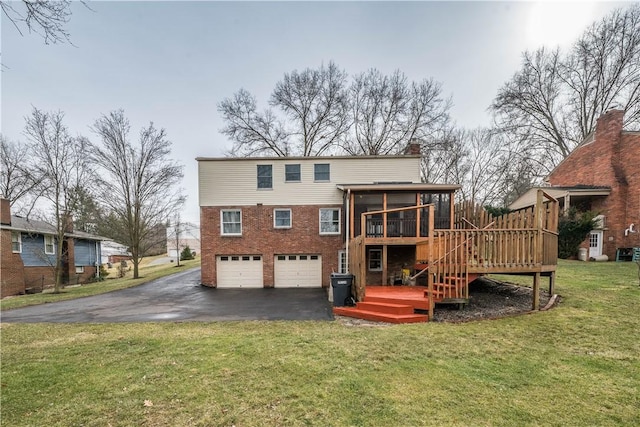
[1,267,335,323]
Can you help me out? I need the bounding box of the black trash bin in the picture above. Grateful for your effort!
[331,273,354,307]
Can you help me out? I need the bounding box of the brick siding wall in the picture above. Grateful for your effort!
[548,110,640,258]
[0,229,26,297]
[201,205,344,287]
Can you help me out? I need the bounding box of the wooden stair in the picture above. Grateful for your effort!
[333,301,428,324]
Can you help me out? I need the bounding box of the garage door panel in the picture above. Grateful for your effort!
[274,255,322,288]
[217,255,263,288]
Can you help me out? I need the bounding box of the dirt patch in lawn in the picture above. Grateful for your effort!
[336,277,558,326]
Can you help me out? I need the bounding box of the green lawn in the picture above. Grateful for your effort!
[1,260,638,426]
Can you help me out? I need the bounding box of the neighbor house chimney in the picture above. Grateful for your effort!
[595,109,624,142]
[1,198,11,226]
[404,139,422,156]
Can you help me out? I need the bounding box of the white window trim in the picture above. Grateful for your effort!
[319,208,341,235]
[44,235,55,255]
[11,232,22,253]
[220,209,242,236]
[273,208,292,229]
[338,250,347,274]
[369,248,382,271]
[284,164,301,183]
[314,163,331,182]
[76,265,85,274]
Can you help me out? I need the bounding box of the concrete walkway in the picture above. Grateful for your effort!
[1,267,335,323]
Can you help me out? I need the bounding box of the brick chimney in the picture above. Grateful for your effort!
[1,198,11,226]
[595,109,624,143]
[404,139,422,156]
[62,211,74,233]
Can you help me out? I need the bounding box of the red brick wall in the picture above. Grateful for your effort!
[1,229,26,297]
[201,205,344,287]
[23,266,56,291]
[548,110,640,258]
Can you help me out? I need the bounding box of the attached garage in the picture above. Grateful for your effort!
[274,254,322,288]
[216,255,263,288]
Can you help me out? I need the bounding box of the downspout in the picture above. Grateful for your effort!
[345,189,350,273]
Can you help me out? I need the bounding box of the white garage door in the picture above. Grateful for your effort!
[216,255,263,288]
[274,254,322,288]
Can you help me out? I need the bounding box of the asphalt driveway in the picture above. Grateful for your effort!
[1,267,335,323]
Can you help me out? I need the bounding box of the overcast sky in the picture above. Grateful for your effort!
[1,1,631,225]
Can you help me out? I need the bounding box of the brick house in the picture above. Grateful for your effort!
[510,110,640,260]
[197,148,459,289]
[0,198,108,297]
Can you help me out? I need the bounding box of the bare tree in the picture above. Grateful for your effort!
[344,69,451,155]
[0,0,79,44]
[91,110,184,279]
[492,4,640,174]
[24,108,93,293]
[0,135,42,211]
[219,61,350,157]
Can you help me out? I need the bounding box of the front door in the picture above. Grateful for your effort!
[589,231,603,258]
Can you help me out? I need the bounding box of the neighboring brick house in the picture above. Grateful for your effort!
[0,198,108,297]
[510,110,640,260]
[197,150,459,289]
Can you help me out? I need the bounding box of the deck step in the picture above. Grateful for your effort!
[355,301,415,315]
[365,295,431,310]
[333,306,428,324]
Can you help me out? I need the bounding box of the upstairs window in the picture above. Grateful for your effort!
[11,232,21,253]
[257,164,272,189]
[285,164,301,182]
[319,208,340,235]
[44,235,55,255]
[314,163,330,182]
[274,209,292,229]
[221,210,242,236]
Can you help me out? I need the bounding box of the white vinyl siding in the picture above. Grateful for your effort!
[198,156,421,206]
[221,210,242,236]
[44,235,55,255]
[11,232,21,253]
[274,209,292,228]
[319,208,340,235]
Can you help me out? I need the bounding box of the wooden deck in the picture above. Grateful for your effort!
[340,190,559,324]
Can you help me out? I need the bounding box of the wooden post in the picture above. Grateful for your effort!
[449,191,455,229]
[549,271,556,295]
[427,205,435,319]
[382,245,388,286]
[533,272,540,310]
[416,193,421,237]
[349,192,355,239]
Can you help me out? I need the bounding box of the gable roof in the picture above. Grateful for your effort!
[0,215,111,241]
[509,186,611,210]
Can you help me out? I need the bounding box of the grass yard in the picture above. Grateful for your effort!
[1,260,639,426]
[0,256,201,311]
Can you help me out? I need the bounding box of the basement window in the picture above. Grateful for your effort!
[368,249,382,271]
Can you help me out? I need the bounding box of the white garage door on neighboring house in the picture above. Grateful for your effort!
[216,255,263,288]
[274,254,322,288]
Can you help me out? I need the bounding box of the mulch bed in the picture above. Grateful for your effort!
[336,277,558,326]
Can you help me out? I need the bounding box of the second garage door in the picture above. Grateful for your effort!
[217,255,263,288]
[274,254,322,288]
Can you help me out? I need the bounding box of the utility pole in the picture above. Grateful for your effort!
[174,213,181,267]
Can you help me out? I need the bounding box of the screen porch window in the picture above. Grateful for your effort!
[221,210,242,235]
